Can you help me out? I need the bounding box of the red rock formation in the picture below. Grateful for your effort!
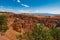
[6,13,60,33]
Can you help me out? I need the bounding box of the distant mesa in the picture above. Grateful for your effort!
[0,12,60,16]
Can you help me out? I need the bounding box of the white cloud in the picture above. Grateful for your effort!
[31,7,60,14]
[41,8,60,14]
[21,4,30,7]
[17,10,30,13]
[47,10,60,14]
[0,8,5,12]
[0,6,60,14]
[16,0,30,7]
[0,6,16,13]
[0,6,30,13]
[17,0,21,3]
[0,6,5,12]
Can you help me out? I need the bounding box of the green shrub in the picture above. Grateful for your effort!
[0,15,6,25]
[57,29,60,40]
[0,15,8,33]
[16,23,60,40]
[16,30,34,40]
[50,27,57,40]
[0,25,8,32]
[16,34,23,40]
[50,27,60,40]
[32,23,54,40]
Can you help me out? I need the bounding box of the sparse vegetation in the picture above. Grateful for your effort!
[57,29,60,40]
[0,15,8,35]
[16,34,23,40]
[32,23,54,40]
[16,23,60,40]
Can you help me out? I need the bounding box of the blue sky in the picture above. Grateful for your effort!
[0,0,60,14]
